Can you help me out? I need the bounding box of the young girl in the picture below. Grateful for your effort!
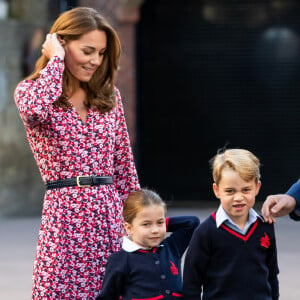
[96,188,200,300]
[183,149,279,300]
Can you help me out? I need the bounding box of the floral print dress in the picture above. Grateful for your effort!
[14,56,140,300]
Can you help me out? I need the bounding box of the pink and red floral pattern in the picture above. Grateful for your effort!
[15,56,139,299]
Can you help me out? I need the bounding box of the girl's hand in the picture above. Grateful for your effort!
[42,33,65,60]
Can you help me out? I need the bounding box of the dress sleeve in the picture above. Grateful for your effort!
[113,88,140,202]
[14,56,64,127]
[165,216,200,257]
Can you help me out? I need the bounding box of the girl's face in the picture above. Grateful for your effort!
[63,29,107,83]
[125,204,166,249]
[213,168,261,228]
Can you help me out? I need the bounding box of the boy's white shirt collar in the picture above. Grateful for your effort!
[215,204,264,229]
[122,236,164,252]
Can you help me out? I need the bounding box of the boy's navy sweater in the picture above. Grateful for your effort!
[183,213,279,300]
[96,216,200,300]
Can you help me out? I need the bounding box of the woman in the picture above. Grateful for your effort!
[14,7,139,299]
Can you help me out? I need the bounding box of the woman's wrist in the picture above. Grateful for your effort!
[51,53,64,60]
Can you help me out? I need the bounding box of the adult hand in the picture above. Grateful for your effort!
[42,33,65,60]
[261,194,297,223]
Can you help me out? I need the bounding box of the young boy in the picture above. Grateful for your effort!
[183,149,279,300]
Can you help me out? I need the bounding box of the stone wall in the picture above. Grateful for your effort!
[0,20,45,216]
[9,0,47,23]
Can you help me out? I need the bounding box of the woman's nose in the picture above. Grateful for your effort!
[90,54,101,66]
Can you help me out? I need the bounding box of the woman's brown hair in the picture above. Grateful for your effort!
[27,7,121,113]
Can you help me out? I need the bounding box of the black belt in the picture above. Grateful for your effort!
[45,176,113,189]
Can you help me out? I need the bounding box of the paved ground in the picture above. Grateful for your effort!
[0,205,299,299]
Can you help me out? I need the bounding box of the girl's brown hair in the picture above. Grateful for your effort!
[210,148,261,185]
[123,189,166,224]
[27,7,121,113]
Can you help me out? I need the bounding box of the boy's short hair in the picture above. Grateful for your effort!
[210,148,261,185]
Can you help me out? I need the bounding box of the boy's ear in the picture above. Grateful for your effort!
[255,181,262,196]
[212,183,220,199]
[124,222,131,235]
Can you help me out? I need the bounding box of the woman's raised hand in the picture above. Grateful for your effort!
[42,33,65,60]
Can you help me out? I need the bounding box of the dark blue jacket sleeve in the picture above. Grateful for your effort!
[183,219,211,299]
[96,252,127,300]
[165,216,200,257]
[266,224,280,300]
[287,179,300,221]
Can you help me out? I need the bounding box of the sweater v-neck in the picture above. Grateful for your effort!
[212,212,259,241]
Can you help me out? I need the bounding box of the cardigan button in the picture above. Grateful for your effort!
[165,290,171,294]
[160,274,166,279]
[155,260,160,264]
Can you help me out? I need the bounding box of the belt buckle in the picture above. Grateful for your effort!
[76,175,91,187]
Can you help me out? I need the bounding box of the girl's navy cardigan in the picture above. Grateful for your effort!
[183,213,279,300]
[96,215,200,300]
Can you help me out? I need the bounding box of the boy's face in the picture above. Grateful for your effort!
[213,168,261,227]
[125,204,166,249]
